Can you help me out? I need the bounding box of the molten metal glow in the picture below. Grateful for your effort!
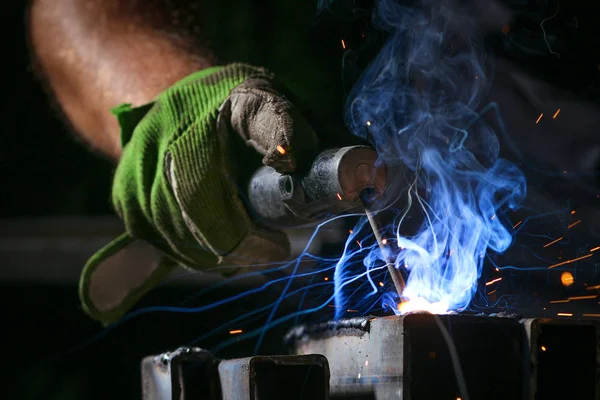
[397,298,449,314]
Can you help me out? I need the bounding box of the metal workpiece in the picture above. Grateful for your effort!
[247,145,387,227]
[141,347,221,400]
[218,354,330,400]
[288,314,527,400]
[521,318,600,400]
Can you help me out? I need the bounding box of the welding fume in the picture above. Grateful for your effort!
[23,0,600,398]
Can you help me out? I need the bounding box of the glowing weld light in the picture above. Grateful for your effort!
[332,0,526,319]
[397,298,449,314]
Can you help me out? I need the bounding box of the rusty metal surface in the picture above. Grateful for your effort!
[521,318,600,400]
[141,347,221,400]
[218,355,330,400]
[290,314,526,400]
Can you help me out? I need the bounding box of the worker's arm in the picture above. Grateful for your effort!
[28,0,319,324]
[29,0,215,160]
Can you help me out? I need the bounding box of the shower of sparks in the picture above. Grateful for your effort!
[569,295,597,301]
[543,237,563,248]
[536,113,544,124]
[557,313,573,317]
[568,220,582,229]
[513,220,522,229]
[552,108,561,119]
[561,271,574,286]
[485,277,502,286]
[549,253,594,269]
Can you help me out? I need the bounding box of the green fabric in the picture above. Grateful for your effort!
[113,63,269,267]
[78,234,177,325]
[79,63,272,324]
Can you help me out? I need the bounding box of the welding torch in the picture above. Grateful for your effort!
[246,145,406,297]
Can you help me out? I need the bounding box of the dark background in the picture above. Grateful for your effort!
[5,1,600,399]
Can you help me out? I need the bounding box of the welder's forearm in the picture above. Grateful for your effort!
[28,0,215,160]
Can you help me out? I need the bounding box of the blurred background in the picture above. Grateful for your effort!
[5,0,600,399]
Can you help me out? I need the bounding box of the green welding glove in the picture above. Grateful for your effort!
[79,64,318,325]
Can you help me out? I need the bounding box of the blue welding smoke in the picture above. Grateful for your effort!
[336,0,527,314]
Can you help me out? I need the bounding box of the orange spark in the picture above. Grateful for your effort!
[590,246,600,253]
[379,281,384,287]
[543,236,563,248]
[536,113,544,124]
[557,313,573,317]
[488,290,497,295]
[276,145,286,155]
[568,220,582,229]
[382,238,388,245]
[324,277,329,281]
[485,277,502,286]
[553,108,561,119]
[583,313,600,317]
[541,346,547,352]
[568,295,597,301]
[349,229,353,234]
[549,253,594,269]
[586,284,600,290]
[549,299,570,304]
[561,271,574,286]
[513,220,523,229]
[570,210,576,215]
[336,193,342,200]
[229,329,243,334]
[495,267,500,271]
[347,309,358,313]
[341,39,346,49]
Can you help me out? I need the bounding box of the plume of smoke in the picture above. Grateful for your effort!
[337,0,526,313]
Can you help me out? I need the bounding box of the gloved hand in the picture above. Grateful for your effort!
[79,64,318,324]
